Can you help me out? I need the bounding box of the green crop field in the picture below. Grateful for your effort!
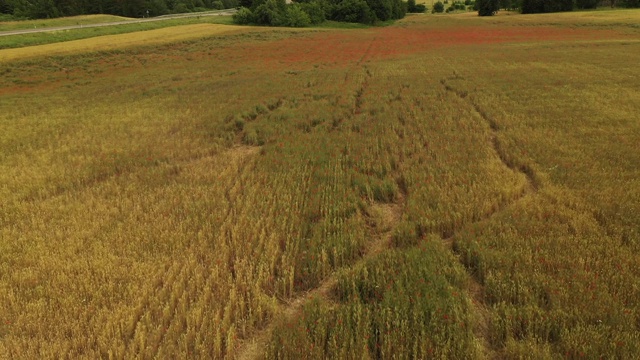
[0,15,235,50]
[1,9,639,359]
[0,14,130,32]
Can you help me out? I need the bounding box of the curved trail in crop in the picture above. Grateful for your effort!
[236,44,385,360]
[235,197,404,360]
[441,77,538,358]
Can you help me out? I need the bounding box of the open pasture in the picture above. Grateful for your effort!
[1,10,639,359]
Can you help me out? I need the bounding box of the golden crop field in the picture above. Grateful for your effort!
[1,9,639,359]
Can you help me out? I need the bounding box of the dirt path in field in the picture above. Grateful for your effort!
[440,76,538,359]
[236,196,404,360]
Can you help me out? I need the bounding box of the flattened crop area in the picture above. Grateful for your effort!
[1,11,639,359]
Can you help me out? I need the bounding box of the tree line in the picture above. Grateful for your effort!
[232,0,412,26]
[1,0,636,23]
[0,0,240,19]
[477,0,638,15]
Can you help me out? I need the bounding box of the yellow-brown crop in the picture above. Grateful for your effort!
[1,10,639,359]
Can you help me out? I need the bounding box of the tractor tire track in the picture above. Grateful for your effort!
[235,197,404,360]
[440,77,539,359]
[352,36,376,115]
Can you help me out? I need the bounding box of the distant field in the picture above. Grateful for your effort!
[0,10,639,359]
[0,23,252,61]
[0,15,235,50]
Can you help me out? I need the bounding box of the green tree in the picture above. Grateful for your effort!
[173,2,190,12]
[86,0,119,15]
[253,0,286,25]
[498,0,518,10]
[575,0,598,8]
[476,0,498,15]
[367,0,392,20]
[118,0,146,16]
[232,5,253,22]
[13,0,60,18]
[432,0,444,12]
[0,0,13,14]
[146,0,170,15]
[389,0,406,18]
[332,0,374,23]
[222,0,239,8]
[521,0,572,13]
[299,0,325,24]
[285,3,310,26]
[54,0,86,16]
[407,0,427,12]
[407,0,416,10]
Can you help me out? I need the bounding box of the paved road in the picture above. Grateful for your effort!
[0,10,237,37]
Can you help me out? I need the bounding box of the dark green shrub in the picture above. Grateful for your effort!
[521,0,572,13]
[232,6,255,23]
[391,0,407,18]
[0,0,13,14]
[332,0,375,24]
[368,0,393,20]
[432,0,445,12]
[407,0,426,12]
[299,1,326,23]
[575,0,598,8]
[253,0,287,25]
[286,3,311,26]
[476,0,498,15]
[173,3,190,13]
[13,0,60,18]
[146,0,170,15]
[222,0,240,8]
